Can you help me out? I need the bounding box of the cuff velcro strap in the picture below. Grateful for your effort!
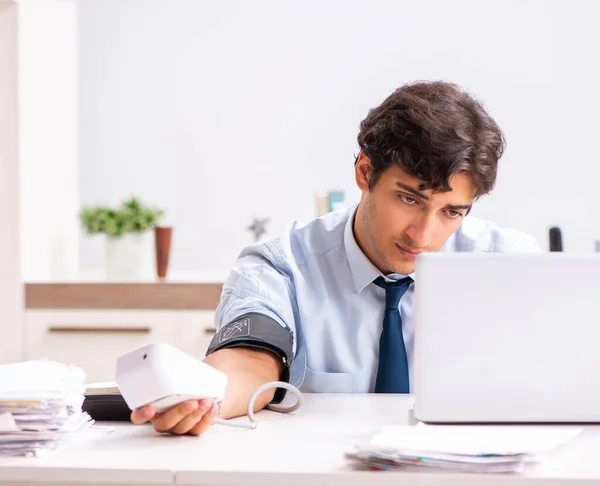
[205,313,294,404]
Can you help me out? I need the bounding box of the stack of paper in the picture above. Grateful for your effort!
[0,359,96,457]
[346,424,582,473]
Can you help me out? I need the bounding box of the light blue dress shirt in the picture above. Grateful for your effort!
[215,205,542,393]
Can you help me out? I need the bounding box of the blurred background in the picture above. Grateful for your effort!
[3,0,598,375]
[17,0,600,282]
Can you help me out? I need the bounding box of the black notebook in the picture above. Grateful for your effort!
[82,382,132,422]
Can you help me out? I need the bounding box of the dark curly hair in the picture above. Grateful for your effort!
[356,80,505,199]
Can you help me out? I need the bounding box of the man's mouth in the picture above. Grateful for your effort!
[396,244,421,261]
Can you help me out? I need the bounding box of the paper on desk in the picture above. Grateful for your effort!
[0,359,104,457]
[84,381,120,395]
[371,424,582,456]
[346,425,582,473]
[0,413,18,432]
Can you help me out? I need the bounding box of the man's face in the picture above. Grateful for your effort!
[354,154,476,275]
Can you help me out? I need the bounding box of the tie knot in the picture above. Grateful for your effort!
[375,276,413,309]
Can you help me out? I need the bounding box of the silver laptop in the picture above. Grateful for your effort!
[412,252,600,423]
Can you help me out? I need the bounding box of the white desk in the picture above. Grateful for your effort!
[1,394,599,486]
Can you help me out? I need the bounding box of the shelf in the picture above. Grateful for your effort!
[24,282,223,310]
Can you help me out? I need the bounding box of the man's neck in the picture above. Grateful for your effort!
[352,204,385,274]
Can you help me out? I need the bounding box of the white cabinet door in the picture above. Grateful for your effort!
[25,310,180,383]
[179,311,217,360]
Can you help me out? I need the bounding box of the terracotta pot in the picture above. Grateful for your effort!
[154,226,173,279]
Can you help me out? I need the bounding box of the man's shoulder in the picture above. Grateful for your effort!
[251,206,352,267]
[441,215,543,253]
[277,207,352,262]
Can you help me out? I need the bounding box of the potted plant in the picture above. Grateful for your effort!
[79,196,164,280]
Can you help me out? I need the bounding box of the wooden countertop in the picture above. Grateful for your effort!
[24,281,224,310]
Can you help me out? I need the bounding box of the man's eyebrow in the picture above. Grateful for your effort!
[396,182,472,212]
[395,182,429,201]
[446,204,472,212]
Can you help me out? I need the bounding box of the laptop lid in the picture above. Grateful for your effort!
[412,252,600,423]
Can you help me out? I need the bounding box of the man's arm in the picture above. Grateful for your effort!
[131,239,297,435]
[203,346,283,419]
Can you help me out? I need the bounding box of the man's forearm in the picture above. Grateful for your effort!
[203,347,284,419]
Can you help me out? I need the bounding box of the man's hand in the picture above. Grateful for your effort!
[130,399,219,436]
[130,347,282,435]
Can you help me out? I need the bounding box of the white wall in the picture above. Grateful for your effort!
[19,0,79,281]
[0,1,24,362]
[78,0,600,276]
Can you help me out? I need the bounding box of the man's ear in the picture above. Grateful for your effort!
[355,152,372,191]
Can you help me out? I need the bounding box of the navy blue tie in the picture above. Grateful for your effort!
[374,276,413,393]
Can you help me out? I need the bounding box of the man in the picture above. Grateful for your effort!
[131,80,541,435]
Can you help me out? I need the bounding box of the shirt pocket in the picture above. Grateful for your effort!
[300,368,355,393]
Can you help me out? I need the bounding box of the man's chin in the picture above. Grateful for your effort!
[388,261,415,276]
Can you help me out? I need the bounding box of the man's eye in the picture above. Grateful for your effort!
[446,210,463,219]
[399,195,417,205]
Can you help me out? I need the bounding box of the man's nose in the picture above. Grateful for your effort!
[404,214,436,249]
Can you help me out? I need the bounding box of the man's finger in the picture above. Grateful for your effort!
[187,402,218,436]
[151,400,211,433]
[170,404,211,435]
[131,405,155,425]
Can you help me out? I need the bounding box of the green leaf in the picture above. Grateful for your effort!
[79,196,164,236]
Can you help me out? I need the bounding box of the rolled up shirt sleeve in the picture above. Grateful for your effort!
[206,240,298,373]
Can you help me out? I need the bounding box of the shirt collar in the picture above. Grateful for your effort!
[344,205,415,294]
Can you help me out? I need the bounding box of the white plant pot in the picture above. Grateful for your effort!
[105,232,154,281]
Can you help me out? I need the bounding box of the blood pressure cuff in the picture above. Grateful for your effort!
[205,313,294,404]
